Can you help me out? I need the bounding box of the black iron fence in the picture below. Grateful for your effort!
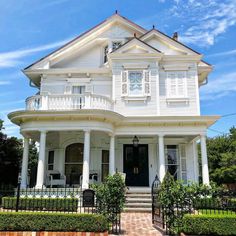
[0,185,121,234]
[151,175,236,235]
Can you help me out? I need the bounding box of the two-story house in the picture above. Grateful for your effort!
[8,13,219,189]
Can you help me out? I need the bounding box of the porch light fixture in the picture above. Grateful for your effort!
[132,135,139,147]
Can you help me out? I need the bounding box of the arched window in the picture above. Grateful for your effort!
[65,143,84,186]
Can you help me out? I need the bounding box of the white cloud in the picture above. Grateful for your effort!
[0,81,11,85]
[175,0,236,46]
[0,38,72,68]
[208,49,236,57]
[200,72,236,101]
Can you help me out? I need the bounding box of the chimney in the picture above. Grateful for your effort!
[172,32,178,41]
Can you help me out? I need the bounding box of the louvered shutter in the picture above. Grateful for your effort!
[177,72,185,97]
[167,72,177,97]
[143,70,151,96]
[121,71,128,96]
[179,145,187,184]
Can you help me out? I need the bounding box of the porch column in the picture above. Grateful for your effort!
[200,134,210,185]
[35,131,47,189]
[158,135,165,182]
[82,130,90,189]
[192,140,199,183]
[21,137,29,188]
[109,134,115,175]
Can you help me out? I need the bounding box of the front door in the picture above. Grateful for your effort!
[123,144,149,186]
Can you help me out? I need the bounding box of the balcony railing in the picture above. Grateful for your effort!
[26,93,113,111]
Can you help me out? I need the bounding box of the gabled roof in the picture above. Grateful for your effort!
[111,36,162,54]
[140,28,201,55]
[24,12,147,70]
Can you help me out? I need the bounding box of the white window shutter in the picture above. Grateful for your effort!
[121,71,128,96]
[177,72,185,97]
[179,145,187,184]
[143,70,151,96]
[64,85,71,94]
[167,72,177,97]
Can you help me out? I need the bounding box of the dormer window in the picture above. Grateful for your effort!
[112,41,122,50]
[129,71,143,96]
[104,45,109,63]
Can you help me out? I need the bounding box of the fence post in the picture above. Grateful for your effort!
[16,176,21,212]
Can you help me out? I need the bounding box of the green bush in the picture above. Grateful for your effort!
[0,212,108,232]
[92,173,126,223]
[181,214,236,235]
[2,197,78,212]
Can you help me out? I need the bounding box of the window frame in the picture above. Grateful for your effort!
[166,71,188,99]
[121,69,151,99]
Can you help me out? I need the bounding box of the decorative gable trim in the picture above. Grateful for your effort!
[24,13,147,70]
[140,29,201,56]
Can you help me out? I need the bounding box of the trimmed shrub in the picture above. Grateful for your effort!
[0,212,108,232]
[181,214,236,235]
[2,197,78,212]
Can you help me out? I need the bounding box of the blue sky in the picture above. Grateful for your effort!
[0,0,235,138]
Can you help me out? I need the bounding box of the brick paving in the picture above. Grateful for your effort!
[111,213,163,236]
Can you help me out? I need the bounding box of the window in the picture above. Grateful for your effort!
[101,150,109,182]
[104,45,108,63]
[165,145,179,180]
[121,70,150,97]
[166,71,187,98]
[48,151,54,170]
[129,71,143,95]
[72,86,85,94]
[112,41,122,50]
[65,143,84,186]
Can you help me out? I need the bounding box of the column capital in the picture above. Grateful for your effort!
[108,132,115,138]
[39,130,48,135]
[83,129,91,134]
[158,134,165,138]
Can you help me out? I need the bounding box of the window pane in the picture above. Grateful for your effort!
[129,71,143,95]
[48,151,54,164]
[65,143,83,163]
[102,150,109,163]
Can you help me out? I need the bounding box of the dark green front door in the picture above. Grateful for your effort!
[123,144,149,186]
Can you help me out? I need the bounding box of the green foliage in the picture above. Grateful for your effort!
[0,212,108,232]
[206,126,236,185]
[2,197,78,212]
[157,172,222,234]
[0,120,38,186]
[93,173,126,223]
[181,214,236,235]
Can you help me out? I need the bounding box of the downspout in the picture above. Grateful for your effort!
[29,80,38,88]
[201,76,208,86]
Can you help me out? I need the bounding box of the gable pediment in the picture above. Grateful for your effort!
[111,38,162,55]
[140,29,200,56]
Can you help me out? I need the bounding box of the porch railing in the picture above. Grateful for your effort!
[26,93,113,111]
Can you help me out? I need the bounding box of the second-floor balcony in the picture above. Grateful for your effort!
[26,93,113,111]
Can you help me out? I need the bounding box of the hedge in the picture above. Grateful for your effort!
[2,197,78,212]
[193,197,236,210]
[181,214,236,235]
[0,212,108,232]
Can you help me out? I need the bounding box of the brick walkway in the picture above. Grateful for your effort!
[111,213,163,236]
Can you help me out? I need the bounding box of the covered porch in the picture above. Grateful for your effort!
[20,129,210,189]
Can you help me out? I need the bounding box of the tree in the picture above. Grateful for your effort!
[0,120,38,187]
[206,127,236,185]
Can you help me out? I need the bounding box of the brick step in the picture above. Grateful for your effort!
[125,202,152,208]
[124,207,152,213]
[126,198,152,203]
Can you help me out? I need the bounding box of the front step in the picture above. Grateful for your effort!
[124,187,152,213]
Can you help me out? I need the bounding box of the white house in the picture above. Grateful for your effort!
[8,13,219,189]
